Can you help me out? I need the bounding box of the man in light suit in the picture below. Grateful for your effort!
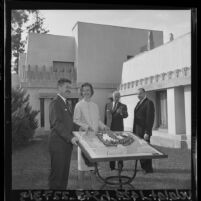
[109,91,128,170]
[48,78,79,189]
[133,88,155,173]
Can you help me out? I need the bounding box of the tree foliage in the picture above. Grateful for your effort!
[11,10,29,73]
[26,10,49,34]
[11,10,49,73]
[12,87,40,149]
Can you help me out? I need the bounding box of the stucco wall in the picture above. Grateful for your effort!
[74,22,163,85]
[18,53,26,78]
[174,87,186,134]
[121,91,157,132]
[184,85,191,135]
[25,33,75,69]
[120,95,138,131]
[90,88,115,122]
[122,33,191,83]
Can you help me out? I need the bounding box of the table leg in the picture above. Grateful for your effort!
[94,160,138,189]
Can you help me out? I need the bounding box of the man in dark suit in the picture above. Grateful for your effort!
[109,91,128,170]
[48,78,79,189]
[133,88,155,173]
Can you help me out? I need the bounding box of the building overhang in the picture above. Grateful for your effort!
[119,66,191,96]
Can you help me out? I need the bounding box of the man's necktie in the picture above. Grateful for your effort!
[113,102,118,112]
[65,99,72,113]
[136,100,143,110]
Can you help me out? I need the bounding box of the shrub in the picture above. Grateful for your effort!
[12,87,39,149]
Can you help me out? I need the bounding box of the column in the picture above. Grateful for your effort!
[184,85,191,135]
[167,88,176,134]
[175,87,186,134]
[167,87,186,134]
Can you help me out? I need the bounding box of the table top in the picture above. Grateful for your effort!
[73,131,168,162]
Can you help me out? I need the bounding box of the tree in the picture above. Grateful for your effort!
[11,10,29,73]
[12,87,39,149]
[26,10,49,34]
[11,10,49,73]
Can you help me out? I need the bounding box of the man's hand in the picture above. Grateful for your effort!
[103,126,110,132]
[144,133,150,141]
[71,136,79,146]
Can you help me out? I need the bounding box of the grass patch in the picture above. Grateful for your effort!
[12,135,191,189]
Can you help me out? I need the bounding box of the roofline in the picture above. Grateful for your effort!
[72,21,163,33]
[72,21,79,31]
[28,32,74,38]
[124,31,191,63]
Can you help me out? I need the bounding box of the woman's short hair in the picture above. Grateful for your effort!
[80,82,94,97]
[57,78,71,87]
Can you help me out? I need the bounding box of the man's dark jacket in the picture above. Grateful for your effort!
[133,98,155,138]
[48,95,75,189]
[110,102,128,131]
[49,95,74,144]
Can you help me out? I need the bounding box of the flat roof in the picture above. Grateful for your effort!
[72,21,163,32]
[28,32,74,38]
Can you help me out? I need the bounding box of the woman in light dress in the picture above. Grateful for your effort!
[73,82,109,189]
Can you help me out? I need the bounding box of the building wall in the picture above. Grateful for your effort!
[174,87,186,134]
[25,33,75,69]
[73,22,163,119]
[122,33,191,83]
[90,88,115,122]
[19,22,164,130]
[184,85,191,135]
[121,91,157,132]
[119,33,191,148]
[120,95,138,131]
[74,22,163,84]
[18,53,26,78]
[147,91,158,129]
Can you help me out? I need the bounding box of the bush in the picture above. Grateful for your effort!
[12,87,39,149]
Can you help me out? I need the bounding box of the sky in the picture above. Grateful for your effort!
[38,10,191,43]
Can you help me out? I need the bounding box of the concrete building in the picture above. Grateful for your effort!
[119,33,191,149]
[16,22,163,131]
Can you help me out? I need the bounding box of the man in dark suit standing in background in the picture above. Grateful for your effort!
[48,78,79,189]
[133,88,155,173]
[109,91,128,170]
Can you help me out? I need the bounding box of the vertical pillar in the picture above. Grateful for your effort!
[167,88,176,134]
[147,91,158,129]
[167,87,186,135]
[184,85,191,135]
[44,98,51,130]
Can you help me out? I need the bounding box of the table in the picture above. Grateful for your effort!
[73,131,168,189]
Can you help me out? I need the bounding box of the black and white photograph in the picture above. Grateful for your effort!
[7,5,196,195]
